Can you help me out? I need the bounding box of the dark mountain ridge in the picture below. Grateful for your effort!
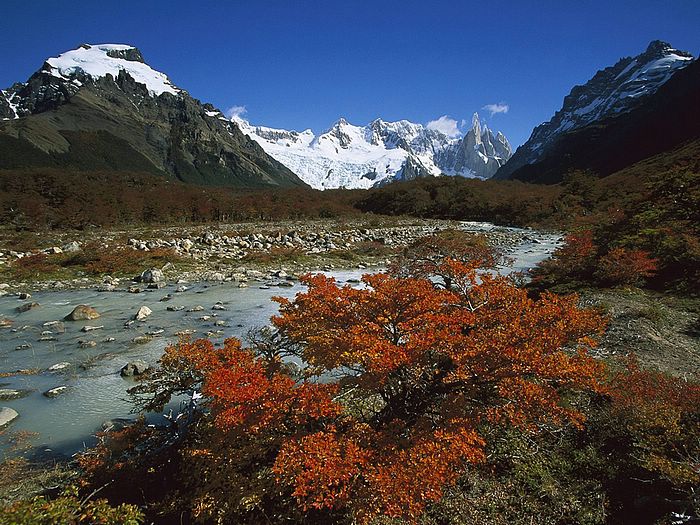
[501,57,700,184]
[495,40,696,183]
[0,44,305,188]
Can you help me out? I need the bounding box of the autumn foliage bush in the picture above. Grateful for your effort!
[105,258,609,524]
[595,247,658,286]
[0,486,143,525]
[533,229,658,290]
[606,357,700,491]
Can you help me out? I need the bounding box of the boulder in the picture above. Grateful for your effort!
[65,305,100,321]
[0,407,18,428]
[120,360,150,377]
[133,306,152,320]
[140,268,164,283]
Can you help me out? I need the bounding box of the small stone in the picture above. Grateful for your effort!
[15,343,32,350]
[131,335,152,345]
[43,320,65,333]
[65,305,100,321]
[104,337,116,343]
[175,285,189,293]
[18,292,31,300]
[16,302,40,313]
[62,241,81,253]
[81,325,104,332]
[43,386,69,398]
[0,407,19,428]
[0,389,31,401]
[128,286,142,294]
[167,305,185,312]
[48,362,71,371]
[133,306,152,321]
[79,340,97,348]
[212,303,228,311]
[102,417,137,432]
[148,282,166,289]
[188,305,204,312]
[160,294,173,302]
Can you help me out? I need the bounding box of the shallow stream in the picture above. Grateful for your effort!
[0,223,560,458]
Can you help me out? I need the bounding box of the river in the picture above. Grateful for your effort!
[0,223,560,458]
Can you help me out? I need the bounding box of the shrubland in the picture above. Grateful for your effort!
[1,234,694,524]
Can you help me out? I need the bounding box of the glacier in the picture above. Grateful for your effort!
[232,113,512,190]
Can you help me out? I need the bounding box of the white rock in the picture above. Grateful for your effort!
[48,362,71,371]
[134,306,152,320]
[0,407,19,428]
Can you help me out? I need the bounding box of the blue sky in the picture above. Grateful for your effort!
[2,0,698,147]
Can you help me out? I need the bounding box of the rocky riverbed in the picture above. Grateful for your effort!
[0,219,546,294]
[0,220,561,458]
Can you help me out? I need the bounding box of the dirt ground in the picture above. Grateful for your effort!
[581,288,700,377]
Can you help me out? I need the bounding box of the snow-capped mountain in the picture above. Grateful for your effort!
[0,44,304,188]
[234,113,512,189]
[1,44,181,119]
[495,40,694,179]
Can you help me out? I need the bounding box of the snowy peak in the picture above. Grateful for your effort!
[42,43,180,96]
[236,113,512,189]
[1,43,184,120]
[642,40,693,61]
[495,40,694,179]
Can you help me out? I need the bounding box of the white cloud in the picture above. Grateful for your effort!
[482,102,509,116]
[426,115,461,138]
[225,105,247,119]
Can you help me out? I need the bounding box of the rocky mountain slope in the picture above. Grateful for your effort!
[0,44,305,188]
[495,40,695,181]
[234,113,511,189]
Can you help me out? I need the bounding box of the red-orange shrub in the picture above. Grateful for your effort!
[595,247,658,286]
